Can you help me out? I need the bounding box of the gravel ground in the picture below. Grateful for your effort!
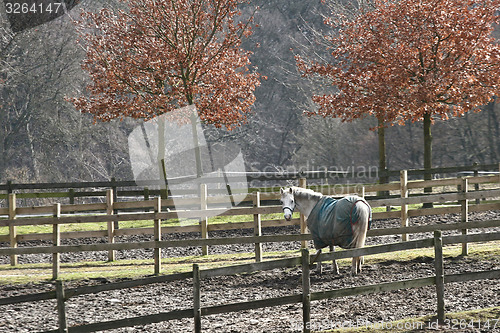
[0,212,499,332]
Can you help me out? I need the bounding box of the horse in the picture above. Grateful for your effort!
[280,187,372,275]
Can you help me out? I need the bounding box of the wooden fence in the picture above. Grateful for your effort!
[0,229,498,333]
[2,171,500,271]
[0,171,500,272]
[1,162,499,204]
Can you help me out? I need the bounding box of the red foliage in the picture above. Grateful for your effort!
[70,0,263,129]
[297,0,500,127]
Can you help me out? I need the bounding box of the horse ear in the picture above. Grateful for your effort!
[280,187,284,194]
[289,187,293,193]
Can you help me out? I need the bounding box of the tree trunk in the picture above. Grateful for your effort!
[185,93,203,178]
[0,140,6,181]
[423,112,433,208]
[377,116,389,198]
[157,117,168,199]
[486,97,499,163]
[26,122,40,181]
[190,108,203,178]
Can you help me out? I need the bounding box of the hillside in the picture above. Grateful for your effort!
[1,0,499,184]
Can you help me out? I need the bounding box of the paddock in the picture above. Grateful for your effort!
[0,211,499,332]
[1,173,499,332]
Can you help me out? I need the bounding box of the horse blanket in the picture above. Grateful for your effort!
[307,196,372,249]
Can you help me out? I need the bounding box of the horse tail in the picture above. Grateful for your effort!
[350,200,371,249]
[349,200,371,274]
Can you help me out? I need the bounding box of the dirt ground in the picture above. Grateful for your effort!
[0,212,499,332]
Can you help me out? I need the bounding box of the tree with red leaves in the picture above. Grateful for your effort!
[71,0,262,130]
[298,0,500,191]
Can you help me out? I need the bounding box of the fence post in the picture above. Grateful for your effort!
[200,184,208,256]
[433,231,445,324]
[460,178,469,256]
[8,193,17,266]
[52,204,61,280]
[498,162,500,184]
[473,162,480,204]
[299,178,307,249]
[253,192,262,262]
[106,190,116,262]
[193,264,202,333]
[144,187,150,212]
[400,170,409,242]
[154,197,162,275]
[357,186,365,198]
[301,248,311,333]
[55,280,68,333]
[68,189,75,206]
[111,177,119,229]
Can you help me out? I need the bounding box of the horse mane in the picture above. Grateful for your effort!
[290,186,323,201]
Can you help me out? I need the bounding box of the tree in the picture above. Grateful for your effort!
[295,0,392,188]
[71,0,261,125]
[1,2,133,184]
[297,0,500,195]
[0,22,22,180]
[0,15,83,182]
[70,0,263,179]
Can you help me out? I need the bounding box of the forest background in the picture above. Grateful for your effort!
[1,0,499,184]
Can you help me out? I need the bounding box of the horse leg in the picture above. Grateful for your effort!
[356,256,362,274]
[330,245,339,274]
[311,249,322,274]
[317,249,323,275]
[351,257,357,275]
[351,256,362,275]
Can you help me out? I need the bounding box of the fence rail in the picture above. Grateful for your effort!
[2,166,500,332]
[2,171,500,273]
[1,231,498,333]
[2,169,500,218]
[0,214,498,285]
[1,162,499,203]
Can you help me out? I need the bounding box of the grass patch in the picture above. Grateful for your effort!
[0,211,298,236]
[355,240,500,265]
[0,205,433,235]
[2,199,497,236]
[1,241,498,332]
[0,249,302,285]
[0,240,498,285]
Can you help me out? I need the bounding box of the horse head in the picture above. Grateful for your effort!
[280,187,295,221]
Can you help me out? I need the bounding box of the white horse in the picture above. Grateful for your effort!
[280,187,372,275]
